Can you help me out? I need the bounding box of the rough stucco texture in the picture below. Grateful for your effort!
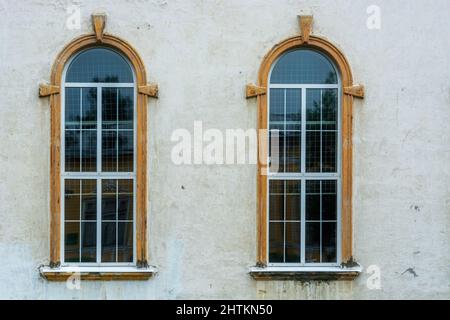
[0,0,449,299]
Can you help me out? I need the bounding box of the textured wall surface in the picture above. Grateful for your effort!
[0,0,449,299]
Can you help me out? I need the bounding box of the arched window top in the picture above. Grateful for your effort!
[66,48,134,83]
[270,49,338,84]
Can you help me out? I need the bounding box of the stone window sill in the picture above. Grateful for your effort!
[249,265,362,281]
[39,266,157,281]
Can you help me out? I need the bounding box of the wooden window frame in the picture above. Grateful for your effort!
[248,16,364,280]
[39,14,158,281]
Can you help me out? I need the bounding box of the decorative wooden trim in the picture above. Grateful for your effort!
[39,83,60,97]
[40,25,152,270]
[246,84,266,99]
[138,84,159,98]
[298,15,313,43]
[344,85,365,98]
[256,34,359,266]
[92,14,107,42]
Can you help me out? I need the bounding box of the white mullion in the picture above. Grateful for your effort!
[283,89,287,172]
[300,179,306,264]
[319,181,323,263]
[283,90,287,263]
[320,89,323,173]
[79,180,82,262]
[283,181,286,263]
[301,89,306,174]
[65,83,134,88]
[116,88,119,173]
[300,88,307,265]
[116,179,119,263]
[78,88,83,263]
[62,173,134,179]
[79,89,82,172]
[96,86,102,264]
[269,84,339,89]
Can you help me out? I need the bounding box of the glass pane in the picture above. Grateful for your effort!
[285,222,300,263]
[118,222,133,262]
[285,89,301,130]
[322,222,337,263]
[65,88,80,129]
[269,222,284,263]
[65,130,80,172]
[322,181,337,221]
[81,180,96,220]
[66,48,133,83]
[101,222,116,262]
[102,131,117,171]
[306,180,320,221]
[81,88,97,129]
[285,131,301,172]
[270,49,337,84]
[118,88,134,130]
[322,89,337,131]
[285,180,300,220]
[305,222,320,263]
[81,222,96,262]
[65,180,80,221]
[269,180,284,221]
[269,89,284,130]
[306,131,320,172]
[102,88,117,129]
[306,89,321,130]
[81,130,96,172]
[64,222,79,262]
[118,131,133,172]
[322,131,336,172]
[102,179,117,220]
[118,180,133,220]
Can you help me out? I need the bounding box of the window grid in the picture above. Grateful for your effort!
[62,66,136,266]
[267,82,340,267]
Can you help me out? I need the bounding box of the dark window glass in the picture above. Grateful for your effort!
[66,48,133,83]
[102,222,116,262]
[270,50,337,84]
[118,222,133,262]
[118,180,133,221]
[322,222,337,263]
[285,222,301,263]
[65,88,81,129]
[305,222,320,263]
[81,222,96,262]
[64,222,80,262]
[269,222,284,263]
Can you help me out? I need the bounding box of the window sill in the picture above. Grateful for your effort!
[39,266,157,281]
[249,265,362,281]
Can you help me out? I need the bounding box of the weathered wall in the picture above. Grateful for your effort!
[0,0,449,299]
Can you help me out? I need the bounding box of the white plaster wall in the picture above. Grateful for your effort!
[0,0,449,299]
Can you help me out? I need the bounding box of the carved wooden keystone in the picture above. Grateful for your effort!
[298,15,313,43]
[92,13,107,42]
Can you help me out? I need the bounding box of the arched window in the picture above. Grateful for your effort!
[62,48,136,264]
[268,49,340,265]
[39,14,158,280]
[248,16,364,280]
